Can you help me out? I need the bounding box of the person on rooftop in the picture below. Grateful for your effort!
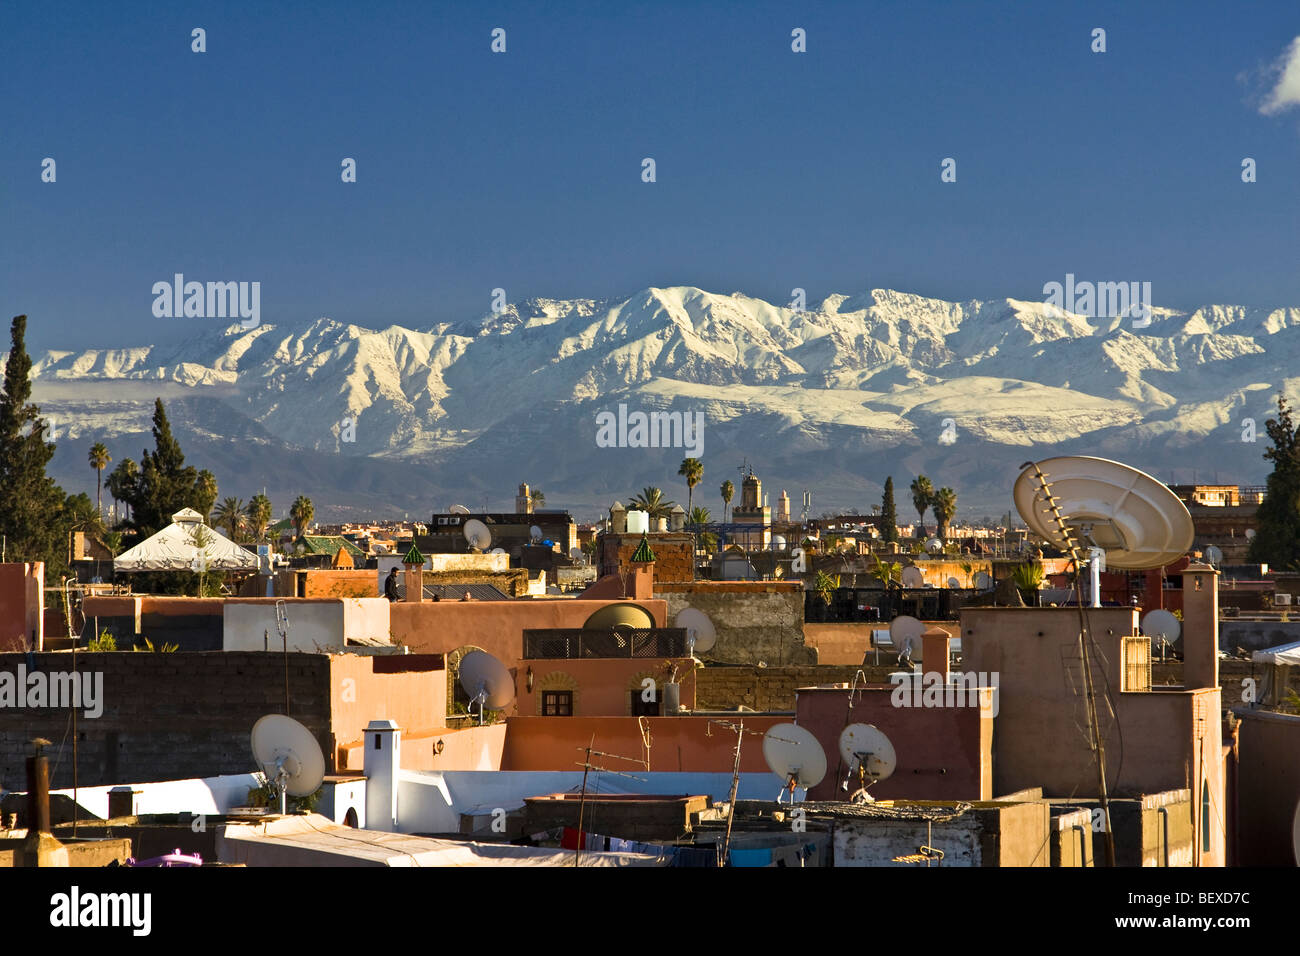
[384,567,400,602]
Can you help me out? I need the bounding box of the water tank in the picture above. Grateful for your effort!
[626,510,649,534]
[662,682,681,713]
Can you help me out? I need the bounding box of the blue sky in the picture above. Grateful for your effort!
[3,0,1299,353]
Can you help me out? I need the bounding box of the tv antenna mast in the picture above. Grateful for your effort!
[572,738,646,867]
[275,600,291,715]
[706,717,775,865]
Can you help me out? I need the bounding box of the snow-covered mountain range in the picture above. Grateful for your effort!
[17,286,1299,521]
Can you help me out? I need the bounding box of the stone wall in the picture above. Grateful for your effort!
[657,582,813,665]
[696,664,875,712]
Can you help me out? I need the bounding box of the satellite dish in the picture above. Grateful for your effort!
[1142,609,1181,644]
[762,723,827,801]
[839,723,897,782]
[463,519,492,551]
[457,650,515,724]
[1203,545,1223,567]
[1292,800,1300,866]
[449,504,471,514]
[771,535,787,551]
[890,615,925,663]
[947,576,961,589]
[674,608,717,655]
[529,525,543,543]
[1013,457,1194,570]
[250,715,326,815]
[925,537,944,554]
[1245,529,1256,540]
[900,566,925,588]
[489,547,506,555]
[974,571,992,589]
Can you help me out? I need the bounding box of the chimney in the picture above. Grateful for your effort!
[364,719,401,831]
[625,533,657,601]
[402,544,425,603]
[669,504,686,532]
[1181,562,1219,690]
[921,626,951,685]
[610,501,627,534]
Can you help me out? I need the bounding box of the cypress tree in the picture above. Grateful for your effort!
[1248,395,1300,569]
[123,399,207,536]
[881,476,899,544]
[0,316,68,575]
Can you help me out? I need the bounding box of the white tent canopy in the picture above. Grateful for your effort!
[114,508,258,573]
[1252,641,1300,666]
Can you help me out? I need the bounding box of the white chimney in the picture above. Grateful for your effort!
[364,719,401,831]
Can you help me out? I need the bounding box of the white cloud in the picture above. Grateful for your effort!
[1260,36,1300,115]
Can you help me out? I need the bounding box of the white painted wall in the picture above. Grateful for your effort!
[50,773,261,820]
[223,599,390,652]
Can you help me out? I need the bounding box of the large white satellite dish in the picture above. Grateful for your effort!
[674,608,717,655]
[250,715,326,815]
[529,525,543,543]
[1292,800,1300,866]
[463,519,492,551]
[900,566,925,588]
[925,537,944,554]
[762,723,827,802]
[974,571,992,590]
[1142,609,1181,643]
[890,615,926,664]
[458,650,515,724]
[449,504,471,514]
[1013,457,1193,570]
[1203,545,1223,567]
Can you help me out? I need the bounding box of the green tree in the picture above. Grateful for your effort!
[213,497,248,541]
[628,486,675,519]
[1248,395,1300,568]
[247,493,273,541]
[689,505,716,551]
[88,442,111,519]
[678,457,703,519]
[0,315,69,577]
[117,399,213,536]
[932,486,957,539]
[720,479,734,523]
[106,457,138,523]
[880,476,899,544]
[529,489,546,509]
[290,495,315,538]
[909,475,934,538]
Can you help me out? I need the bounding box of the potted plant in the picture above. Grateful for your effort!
[1010,562,1044,606]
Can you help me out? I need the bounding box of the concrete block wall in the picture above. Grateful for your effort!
[658,584,813,665]
[696,664,867,712]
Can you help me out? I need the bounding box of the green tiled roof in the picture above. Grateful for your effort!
[402,543,426,565]
[629,533,656,563]
[300,535,365,558]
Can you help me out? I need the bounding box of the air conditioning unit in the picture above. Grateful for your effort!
[1275,593,1292,606]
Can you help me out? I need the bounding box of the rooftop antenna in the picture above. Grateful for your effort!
[761,723,827,804]
[572,738,647,867]
[249,714,325,816]
[457,650,514,725]
[275,599,291,715]
[1014,456,1192,869]
[890,614,925,668]
[706,717,772,865]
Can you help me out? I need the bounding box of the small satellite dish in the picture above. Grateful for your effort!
[762,723,827,801]
[250,715,326,815]
[974,571,992,589]
[771,535,787,551]
[489,547,506,555]
[890,615,926,664]
[839,723,897,782]
[1142,609,1181,643]
[529,525,543,543]
[925,537,943,553]
[1203,545,1223,567]
[458,650,515,724]
[463,519,492,551]
[900,566,925,588]
[947,576,961,589]
[1292,800,1300,866]
[1245,529,1256,540]
[1013,457,1194,570]
[674,608,717,655]
[449,504,471,514]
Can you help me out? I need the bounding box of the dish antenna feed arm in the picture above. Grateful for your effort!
[1019,461,1098,608]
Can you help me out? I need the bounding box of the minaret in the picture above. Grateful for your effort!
[777,490,790,524]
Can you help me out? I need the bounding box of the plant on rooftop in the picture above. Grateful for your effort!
[86,629,117,652]
[628,486,674,519]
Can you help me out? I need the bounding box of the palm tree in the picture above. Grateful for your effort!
[909,476,934,539]
[247,493,273,541]
[195,469,219,521]
[213,497,248,541]
[529,489,546,509]
[678,458,703,519]
[931,486,957,539]
[88,443,111,519]
[628,486,675,519]
[106,457,138,522]
[720,480,734,523]
[290,495,315,538]
[689,506,715,552]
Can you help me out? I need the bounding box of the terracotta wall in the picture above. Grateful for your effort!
[519,657,697,716]
[303,570,378,598]
[1233,709,1300,865]
[328,654,446,768]
[500,715,788,773]
[0,563,43,651]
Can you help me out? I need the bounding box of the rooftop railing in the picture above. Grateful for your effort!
[523,627,689,659]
